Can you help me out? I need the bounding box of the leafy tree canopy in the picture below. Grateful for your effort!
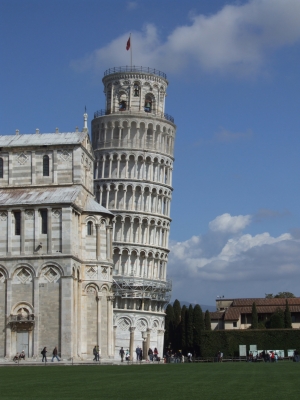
[265,292,295,299]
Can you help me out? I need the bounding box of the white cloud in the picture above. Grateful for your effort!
[71,0,300,77]
[168,212,300,303]
[209,213,251,233]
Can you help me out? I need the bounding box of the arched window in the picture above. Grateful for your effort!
[87,221,93,236]
[144,96,152,113]
[133,83,140,97]
[43,155,49,176]
[0,158,3,178]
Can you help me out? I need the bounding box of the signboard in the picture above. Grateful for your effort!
[239,345,247,357]
[249,345,257,352]
[288,349,295,357]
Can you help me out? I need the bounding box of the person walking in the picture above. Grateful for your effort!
[52,347,60,362]
[148,348,153,361]
[93,345,97,361]
[136,346,141,361]
[41,347,47,362]
[119,347,125,362]
[96,345,100,361]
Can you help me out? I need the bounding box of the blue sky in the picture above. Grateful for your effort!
[1,0,300,306]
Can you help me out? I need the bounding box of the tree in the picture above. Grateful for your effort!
[269,308,285,329]
[265,292,295,299]
[173,300,181,327]
[173,299,182,350]
[193,305,204,355]
[275,292,295,299]
[204,310,211,331]
[251,302,258,329]
[284,299,292,329]
[180,305,187,353]
[164,304,174,349]
[186,305,194,352]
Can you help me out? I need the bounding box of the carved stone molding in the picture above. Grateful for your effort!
[17,153,28,165]
[0,212,7,221]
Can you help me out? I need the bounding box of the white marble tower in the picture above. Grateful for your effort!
[92,66,176,359]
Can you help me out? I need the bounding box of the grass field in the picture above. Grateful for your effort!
[0,362,299,399]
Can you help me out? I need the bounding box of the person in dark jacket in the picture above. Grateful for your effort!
[52,346,60,362]
[41,347,47,362]
[119,347,125,362]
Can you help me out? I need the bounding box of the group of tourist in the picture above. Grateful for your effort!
[13,350,26,362]
[40,346,60,362]
[119,346,159,362]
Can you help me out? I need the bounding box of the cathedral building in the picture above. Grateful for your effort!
[0,118,114,360]
[92,66,176,358]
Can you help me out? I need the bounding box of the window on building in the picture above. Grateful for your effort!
[43,155,49,176]
[119,100,127,111]
[0,157,3,178]
[14,211,21,235]
[233,321,237,328]
[144,96,152,112]
[133,84,140,97]
[87,221,93,235]
[40,209,48,234]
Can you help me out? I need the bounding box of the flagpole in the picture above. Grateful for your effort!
[130,33,132,70]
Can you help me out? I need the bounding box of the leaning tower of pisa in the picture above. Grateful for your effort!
[92,66,176,359]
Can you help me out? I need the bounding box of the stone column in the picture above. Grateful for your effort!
[47,207,52,254]
[99,188,103,206]
[81,291,87,359]
[53,149,57,184]
[20,209,25,255]
[138,223,142,244]
[118,126,122,147]
[142,332,147,360]
[77,279,82,358]
[129,327,135,361]
[97,294,103,351]
[106,226,112,260]
[117,158,120,178]
[7,210,12,256]
[5,278,12,358]
[96,224,101,260]
[113,325,117,359]
[101,158,105,178]
[131,189,135,211]
[95,160,99,179]
[31,151,36,185]
[109,157,112,178]
[146,328,151,358]
[33,277,39,357]
[114,189,118,209]
[61,276,73,359]
[107,296,114,357]
[106,188,110,208]
[73,277,78,358]
[157,329,165,359]
[62,208,72,254]
[125,159,128,178]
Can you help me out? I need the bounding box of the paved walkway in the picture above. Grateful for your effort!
[0,358,163,367]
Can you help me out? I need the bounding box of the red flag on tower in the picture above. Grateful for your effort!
[126,36,131,51]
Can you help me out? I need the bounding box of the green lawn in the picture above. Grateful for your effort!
[0,362,299,399]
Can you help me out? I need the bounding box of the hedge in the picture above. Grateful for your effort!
[200,329,300,357]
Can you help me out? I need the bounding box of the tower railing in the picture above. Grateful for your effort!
[112,276,172,302]
[94,138,173,156]
[94,109,174,123]
[104,66,167,79]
